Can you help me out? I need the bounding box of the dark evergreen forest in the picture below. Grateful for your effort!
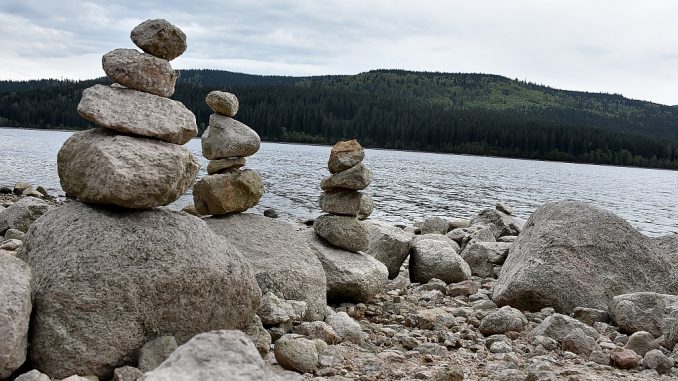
[1,69,678,169]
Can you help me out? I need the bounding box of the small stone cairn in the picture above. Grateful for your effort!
[59,19,200,208]
[192,91,264,215]
[313,140,374,252]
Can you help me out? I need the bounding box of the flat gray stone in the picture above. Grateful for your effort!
[313,214,369,252]
[102,48,177,97]
[202,114,260,159]
[320,163,373,191]
[207,157,246,174]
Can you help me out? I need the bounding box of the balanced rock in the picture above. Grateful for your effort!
[130,19,187,61]
[193,170,264,215]
[202,114,261,159]
[319,190,364,216]
[58,129,200,208]
[493,201,675,313]
[365,220,411,279]
[206,213,327,321]
[320,163,373,191]
[17,202,261,379]
[102,48,177,97]
[409,238,471,284]
[328,139,365,174]
[0,252,32,379]
[139,330,293,381]
[77,84,197,145]
[205,91,239,117]
[305,230,388,303]
[207,157,246,174]
[313,214,369,252]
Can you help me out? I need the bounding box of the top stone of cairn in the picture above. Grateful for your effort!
[328,139,365,173]
[131,19,187,61]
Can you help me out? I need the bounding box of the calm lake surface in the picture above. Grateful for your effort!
[1,128,676,236]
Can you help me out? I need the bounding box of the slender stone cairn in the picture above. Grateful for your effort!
[193,91,265,215]
[313,140,374,252]
[59,19,200,208]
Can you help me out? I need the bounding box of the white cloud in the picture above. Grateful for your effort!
[0,0,676,104]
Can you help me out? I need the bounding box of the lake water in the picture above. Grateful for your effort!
[1,127,676,236]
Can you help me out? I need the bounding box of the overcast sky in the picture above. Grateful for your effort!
[1,0,677,105]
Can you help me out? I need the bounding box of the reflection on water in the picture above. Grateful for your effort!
[1,128,677,236]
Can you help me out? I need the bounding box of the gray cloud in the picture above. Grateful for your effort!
[0,0,676,105]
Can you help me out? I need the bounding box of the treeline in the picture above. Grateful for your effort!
[1,70,678,169]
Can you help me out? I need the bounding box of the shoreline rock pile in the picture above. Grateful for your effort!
[314,140,374,252]
[193,91,264,215]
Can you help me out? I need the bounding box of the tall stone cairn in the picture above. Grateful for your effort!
[313,140,374,252]
[192,91,264,215]
[58,19,199,208]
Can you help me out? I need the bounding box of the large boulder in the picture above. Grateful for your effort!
[206,213,327,321]
[130,19,187,61]
[609,292,678,349]
[192,170,264,215]
[493,201,675,313]
[140,330,298,381]
[58,128,200,208]
[16,202,261,379]
[313,214,369,252]
[409,238,471,284]
[102,48,177,97]
[328,140,364,174]
[461,241,511,278]
[304,230,388,303]
[0,252,32,379]
[3,197,49,233]
[365,221,411,279]
[201,114,261,159]
[77,84,197,145]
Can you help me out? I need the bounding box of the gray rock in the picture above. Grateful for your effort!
[102,49,177,97]
[365,220,411,279]
[625,331,659,357]
[654,234,678,260]
[244,315,272,357]
[573,307,609,326]
[609,292,678,340]
[412,233,461,252]
[257,292,306,325]
[58,129,199,208]
[77,84,197,145]
[292,321,338,344]
[447,225,494,245]
[610,347,639,369]
[489,341,513,353]
[4,197,49,232]
[0,252,32,379]
[205,91,239,116]
[202,114,260,159]
[206,157,246,174]
[320,163,373,191]
[409,239,471,284]
[0,209,7,236]
[13,182,32,195]
[4,228,25,241]
[274,334,319,373]
[319,190,363,216]
[14,370,51,381]
[113,366,144,381]
[138,336,178,373]
[357,193,374,220]
[461,241,511,278]
[479,306,527,335]
[644,349,674,374]
[17,202,261,379]
[448,218,470,230]
[493,201,675,313]
[193,170,264,215]
[140,330,284,381]
[206,213,327,321]
[418,217,449,235]
[313,214,369,252]
[328,140,364,174]
[446,279,480,297]
[469,208,521,239]
[263,209,279,218]
[562,328,601,356]
[130,19,187,60]
[496,202,513,215]
[304,230,387,303]
[325,311,365,343]
[0,239,21,250]
[589,350,610,366]
[529,313,600,343]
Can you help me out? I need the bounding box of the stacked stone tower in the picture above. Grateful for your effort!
[192,91,265,215]
[59,19,199,207]
[313,140,373,252]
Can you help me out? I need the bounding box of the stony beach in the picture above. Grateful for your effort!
[2,18,678,381]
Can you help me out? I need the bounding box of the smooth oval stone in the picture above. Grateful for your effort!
[205,91,239,117]
[131,19,187,61]
[102,48,177,97]
[201,114,261,159]
[193,170,264,215]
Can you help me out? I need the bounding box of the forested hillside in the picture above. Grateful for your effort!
[1,69,678,169]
